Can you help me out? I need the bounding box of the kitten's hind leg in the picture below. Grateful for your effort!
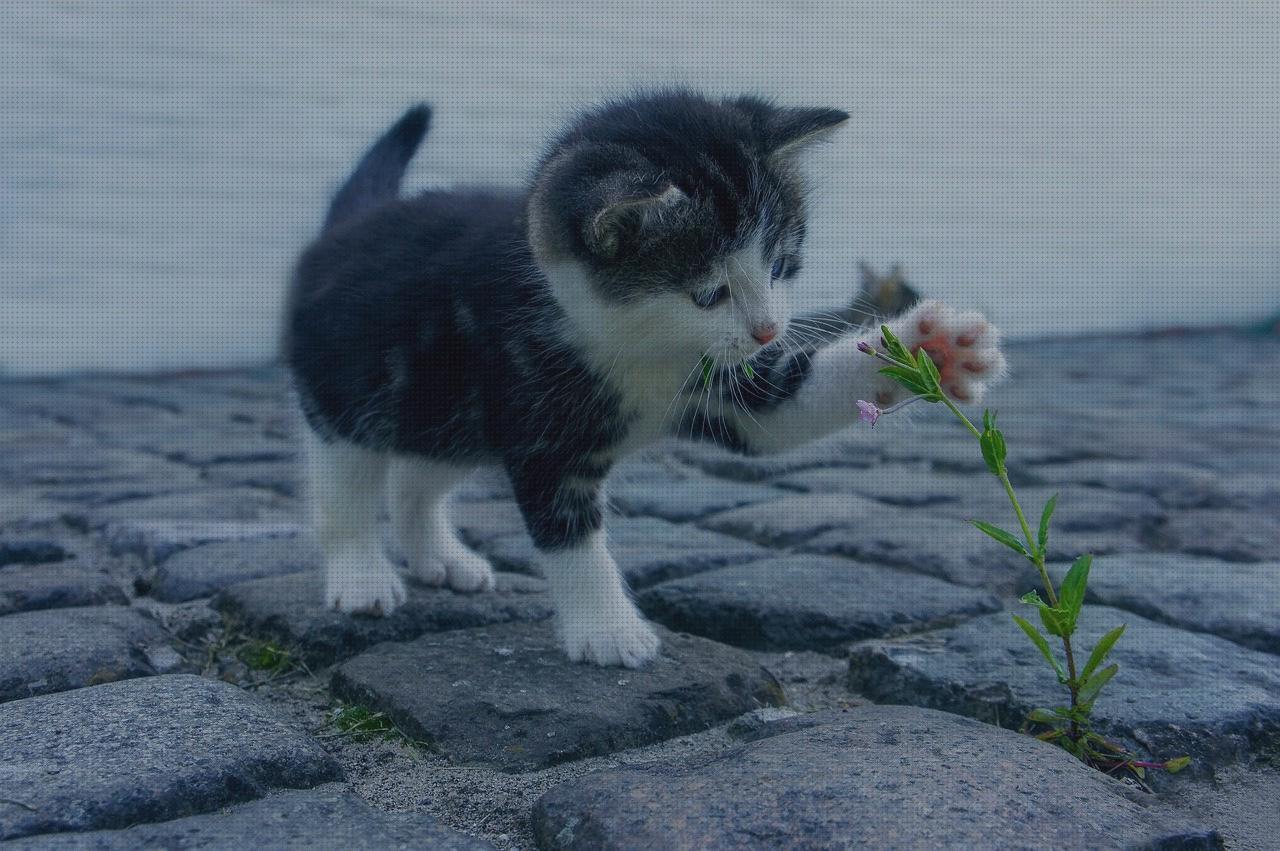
[304,429,406,615]
[387,458,495,593]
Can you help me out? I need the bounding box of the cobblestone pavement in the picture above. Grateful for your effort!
[1,330,1277,849]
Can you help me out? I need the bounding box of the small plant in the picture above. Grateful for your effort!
[236,639,294,673]
[857,326,1188,780]
[327,704,426,749]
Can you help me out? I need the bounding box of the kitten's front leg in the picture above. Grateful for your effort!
[731,301,1006,453]
[508,466,660,668]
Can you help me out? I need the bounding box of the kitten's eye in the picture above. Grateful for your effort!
[771,258,788,281]
[692,284,729,309]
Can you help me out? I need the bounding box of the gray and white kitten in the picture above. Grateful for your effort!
[285,91,1006,667]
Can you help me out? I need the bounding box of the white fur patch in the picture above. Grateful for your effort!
[538,531,660,668]
[387,456,495,593]
[304,431,408,614]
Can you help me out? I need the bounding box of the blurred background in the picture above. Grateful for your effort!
[2,0,1277,376]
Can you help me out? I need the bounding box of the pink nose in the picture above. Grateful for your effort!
[752,325,777,344]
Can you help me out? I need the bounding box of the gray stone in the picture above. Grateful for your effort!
[215,569,552,666]
[1086,553,1280,655]
[929,485,1165,537]
[1020,459,1228,509]
[802,513,1041,592]
[453,498,529,551]
[847,607,1280,770]
[475,515,772,589]
[0,606,170,703]
[331,621,785,772]
[74,513,303,565]
[4,784,492,850]
[0,445,202,506]
[1153,509,1280,563]
[638,555,1002,652]
[0,540,68,566]
[699,494,1046,591]
[697,492,889,547]
[672,434,876,482]
[724,706,820,742]
[0,564,128,615]
[150,537,321,602]
[202,458,302,499]
[607,473,782,522]
[532,704,1218,851]
[0,675,340,841]
[772,463,978,506]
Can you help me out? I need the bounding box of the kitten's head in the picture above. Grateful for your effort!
[528,90,848,366]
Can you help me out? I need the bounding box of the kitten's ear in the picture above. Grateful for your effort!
[767,107,850,158]
[858,260,876,291]
[586,182,686,259]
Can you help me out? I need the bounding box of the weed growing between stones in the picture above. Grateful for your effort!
[236,639,293,673]
[326,704,426,750]
[857,327,1190,782]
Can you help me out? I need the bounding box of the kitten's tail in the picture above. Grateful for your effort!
[323,103,432,231]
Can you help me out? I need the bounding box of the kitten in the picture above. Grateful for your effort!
[284,91,1006,668]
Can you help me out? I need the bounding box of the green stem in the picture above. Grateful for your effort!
[938,392,1082,737]
[997,470,1058,608]
[939,396,982,441]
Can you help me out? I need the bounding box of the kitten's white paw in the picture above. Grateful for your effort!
[888,300,1007,403]
[325,554,407,616]
[413,558,448,588]
[414,541,496,593]
[444,549,496,593]
[558,604,661,668]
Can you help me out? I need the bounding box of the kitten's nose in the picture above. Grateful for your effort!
[751,324,777,344]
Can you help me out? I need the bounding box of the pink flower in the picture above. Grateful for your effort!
[857,399,881,426]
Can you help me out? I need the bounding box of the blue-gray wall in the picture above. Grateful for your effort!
[2,1,1276,374]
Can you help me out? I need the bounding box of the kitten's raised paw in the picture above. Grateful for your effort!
[325,557,407,616]
[890,300,1007,402]
[558,607,661,668]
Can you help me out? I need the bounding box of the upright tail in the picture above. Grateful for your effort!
[323,103,432,232]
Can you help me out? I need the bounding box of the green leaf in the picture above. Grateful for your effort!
[1012,615,1067,683]
[1020,591,1069,637]
[741,360,755,380]
[1020,590,1048,607]
[1078,662,1118,705]
[1081,624,1126,682]
[1038,493,1058,555]
[916,348,941,392]
[979,432,1002,475]
[700,355,715,388]
[1025,708,1065,727]
[973,521,1029,556]
[1059,554,1092,628]
[978,413,1007,475]
[1038,605,1070,638]
[878,366,931,397]
[1163,756,1191,774]
[879,324,917,367]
